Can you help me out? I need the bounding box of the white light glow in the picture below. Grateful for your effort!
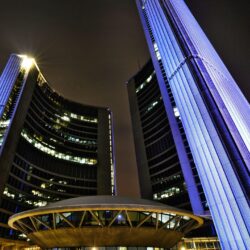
[21,56,34,70]
[21,129,97,165]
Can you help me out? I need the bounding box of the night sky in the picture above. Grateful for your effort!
[0,1,249,197]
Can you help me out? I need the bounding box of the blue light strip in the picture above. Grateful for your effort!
[170,0,250,156]
[166,0,250,168]
[0,55,22,117]
[137,0,250,249]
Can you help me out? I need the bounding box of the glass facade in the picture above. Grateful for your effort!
[177,237,221,250]
[127,61,193,210]
[136,0,250,249]
[0,54,115,240]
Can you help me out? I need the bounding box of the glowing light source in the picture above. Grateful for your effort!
[21,56,34,70]
[61,115,70,122]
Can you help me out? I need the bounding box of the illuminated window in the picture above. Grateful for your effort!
[66,112,98,123]
[153,42,161,60]
[0,120,10,146]
[21,129,97,165]
[61,115,70,122]
[136,71,155,93]
[32,190,51,199]
[146,100,159,113]
[0,120,10,128]
[3,187,15,199]
[67,135,96,145]
[18,233,27,239]
[25,200,47,207]
[153,186,181,200]
[108,114,115,195]
[173,106,180,118]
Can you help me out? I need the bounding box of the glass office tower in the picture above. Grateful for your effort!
[135,0,250,249]
[127,60,196,211]
[127,59,215,238]
[0,54,115,240]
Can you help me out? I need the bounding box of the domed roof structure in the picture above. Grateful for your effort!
[9,196,203,248]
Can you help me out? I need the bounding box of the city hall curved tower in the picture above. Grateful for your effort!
[135,0,250,249]
[0,54,115,240]
[127,60,203,211]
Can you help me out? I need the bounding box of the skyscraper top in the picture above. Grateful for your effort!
[135,1,250,248]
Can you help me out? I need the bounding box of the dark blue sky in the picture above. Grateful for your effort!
[0,0,249,196]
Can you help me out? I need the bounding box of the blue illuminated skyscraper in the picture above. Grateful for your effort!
[135,0,250,249]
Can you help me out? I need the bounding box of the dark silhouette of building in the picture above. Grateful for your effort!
[0,54,115,240]
[127,60,193,210]
[127,59,216,239]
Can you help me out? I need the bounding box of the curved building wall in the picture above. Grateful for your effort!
[127,60,193,210]
[0,54,115,240]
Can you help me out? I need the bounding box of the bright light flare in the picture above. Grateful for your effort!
[21,56,34,70]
